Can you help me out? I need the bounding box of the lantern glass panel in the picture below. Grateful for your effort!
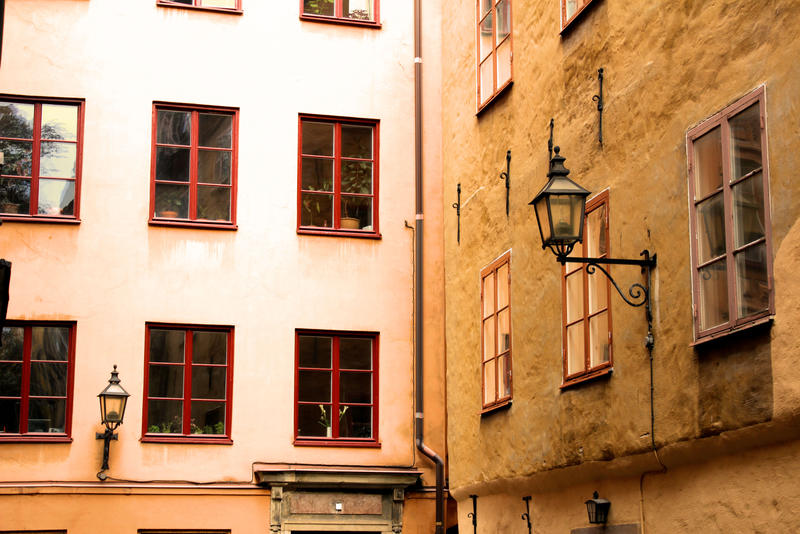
[534,196,552,242]
[102,395,126,423]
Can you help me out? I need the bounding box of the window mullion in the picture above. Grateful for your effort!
[332,336,340,438]
[30,104,42,216]
[334,123,342,228]
[183,330,193,435]
[19,326,32,433]
[582,239,590,372]
[720,116,737,326]
[190,111,199,220]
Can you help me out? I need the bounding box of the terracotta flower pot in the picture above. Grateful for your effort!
[340,217,361,229]
[159,210,179,218]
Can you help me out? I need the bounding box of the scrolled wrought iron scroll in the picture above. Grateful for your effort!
[586,261,649,308]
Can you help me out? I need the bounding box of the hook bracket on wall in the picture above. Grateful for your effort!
[521,496,533,534]
[467,494,478,534]
[452,183,461,244]
[592,67,604,145]
[499,150,511,217]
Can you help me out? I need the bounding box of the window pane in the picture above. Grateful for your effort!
[498,309,510,353]
[156,147,190,182]
[298,370,331,402]
[297,403,331,437]
[693,126,722,199]
[1,327,24,361]
[479,13,493,60]
[0,399,20,433]
[480,0,492,16]
[565,0,578,20]
[149,365,184,398]
[735,243,769,318]
[566,323,584,375]
[31,327,69,361]
[730,103,762,180]
[30,362,67,396]
[147,400,183,433]
[198,150,231,185]
[480,57,493,103]
[190,401,225,434]
[157,110,191,145]
[303,0,334,16]
[496,38,512,88]
[340,372,371,403]
[483,318,495,361]
[588,269,607,314]
[37,179,75,216]
[28,398,66,432]
[497,263,509,309]
[586,205,607,258]
[699,260,729,331]
[0,102,34,138]
[696,193,726,263]
[496,0,510,43]
[340,338,371,370]
[340,196,372,230]
[0,178,30,213]
[197,185,230,221]
[155,183,189,218]
[566,270,583,323]
[302,122,334,156]
[41,105,78,141]
[483,360,496,405]
[192,331,227,364]
[339,405,372,437]
[482,272,495,318]
[298,336,332,368]
[344,0,373,20]
[198,113,232,149]
[301,192,333,227]
[0,362,22,396]
[733,173,765,248]
[341,161,372,193]
[589,311,609,368]
[498,354,511,397]
[302,158,333,191]
[341,125,372,159]
[150,329,185,363]
[0,140,32,176]
[191,367,226,399]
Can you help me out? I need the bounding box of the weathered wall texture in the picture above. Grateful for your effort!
[441,0,800,531]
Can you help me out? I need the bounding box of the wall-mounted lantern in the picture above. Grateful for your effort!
[96,365,130,480]
[585,491,611,524]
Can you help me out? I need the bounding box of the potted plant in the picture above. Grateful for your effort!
[340,160,371,229]
[0,180,29,214]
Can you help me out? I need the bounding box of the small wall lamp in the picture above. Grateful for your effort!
[96,365,130,480]
[585,491,611,524]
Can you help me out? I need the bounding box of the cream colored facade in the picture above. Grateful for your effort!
[0,1,446,533]
[441,0,800,533]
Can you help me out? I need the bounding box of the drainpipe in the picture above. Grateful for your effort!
[413,1,445,533]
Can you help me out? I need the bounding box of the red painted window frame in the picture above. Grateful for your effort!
[476,0,514,113]
[156,0,243,15]
[297,114,380,239]
[294,329,380,447]
[142,323,234,444]
[299,0,381,28]
[480,251,512,413]
[0,321,76,443]
[560,0,598,32]
[686,86,774,344]
[0,95,84,224]
[560,192,613,388]
[149,102,239,230]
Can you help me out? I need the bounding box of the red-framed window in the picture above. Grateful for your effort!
[476,0,513,112]
[298,115,379,237]
[157,0,242,13]
[300,0,380,27]
[150,103,238,229]
[0,322,76,441]
[480,251,512,411]
[142,324,234,443]
[560,0,597,31]
[687,87,773,343]
[561,192,612,387]
[294,330,379,446]
[0,96,84,222]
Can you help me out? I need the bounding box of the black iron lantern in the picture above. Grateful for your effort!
[585,491,611,524]
[529,146,590,260]
[96,365,130,480]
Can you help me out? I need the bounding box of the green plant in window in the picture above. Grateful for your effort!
[318,404,330,430]
[214,421,224,434]
[305,0,334,15]
[348,8,370,19]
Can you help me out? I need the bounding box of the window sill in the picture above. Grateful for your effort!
[560,366,612,390]
[476,80,513,116]
[156,1,243,15]
[691,316,773,347]
[299,14,381,29]
[293,438,381,448]
[297,227,381,240]
[0,435,72,443]
[149,219,237,230]
[141,435,233,445]
[0,215,80,224]
[480,399,512,416]
[560,0,599,34]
